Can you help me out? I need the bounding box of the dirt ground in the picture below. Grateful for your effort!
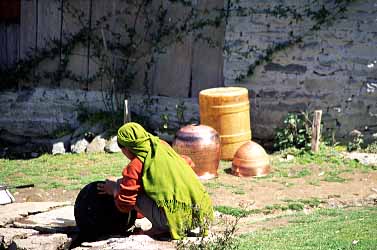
[13,171,376,204]
[11,163,377,234]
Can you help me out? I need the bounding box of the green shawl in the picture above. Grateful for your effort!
[117,122,213,239]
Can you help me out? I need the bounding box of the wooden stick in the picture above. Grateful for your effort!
[124,99,131,124]
[311,110,322,152]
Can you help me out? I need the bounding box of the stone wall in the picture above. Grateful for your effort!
[224,0,377,142]
[0,87,199,152]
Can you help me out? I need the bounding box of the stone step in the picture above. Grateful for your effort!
[13,206,77,234]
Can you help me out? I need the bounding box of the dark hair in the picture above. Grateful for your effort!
[117,140,125,149]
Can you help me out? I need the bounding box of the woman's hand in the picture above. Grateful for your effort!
[97,177,120,196]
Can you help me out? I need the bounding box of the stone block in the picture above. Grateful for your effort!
[105,136,121,153]
[71,137,89,154]
[0,228,39,249]
[71,235,175,250]
[12,233,71,250]
[264,63,307,75]
[52,142,66,155]
[51,135,72,155]
[13,206,76,234]
[86,134,107,153]
[0,202,70,227]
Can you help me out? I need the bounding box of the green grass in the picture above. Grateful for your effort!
[215,205,254,218]
[307,179,321,186]
[203,179,245,194]
[232,189,246,195]
[236,207,377,250]
[292,168,312,178]
[0,153,128,190]
[215,198,323,217]
[283,198,323,208]
[269,146,374,183]
[272,146,369,169]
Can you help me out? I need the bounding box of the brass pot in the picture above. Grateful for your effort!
[232,141,271,177]
[173,124,220,180]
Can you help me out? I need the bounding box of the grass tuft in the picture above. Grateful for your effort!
[237,207,377,250]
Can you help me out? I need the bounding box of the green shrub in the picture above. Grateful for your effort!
[363,140,377,153]
[274,112,312,151]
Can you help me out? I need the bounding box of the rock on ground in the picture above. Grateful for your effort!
[11,233,71,250]
[0,202,70,227]
[344,152,377,166]
[86,135,107,153]
[71,235,175,250]
[13,206,77,234]
[104,136,121,153]
[51,135,72,155]
[52,142,66,155]
[0,228,39,249]
[71,138,89,154]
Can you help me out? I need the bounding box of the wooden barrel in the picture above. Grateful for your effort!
[199,87,251,160]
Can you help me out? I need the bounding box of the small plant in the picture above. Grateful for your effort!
[283,198,322,208]
[323,175,347,183]
[160,113,170,132]
[274,112,312,151]
[289,168,311,178]
[287,203,305,211]
[176,101,187,126]
[215,206,252,218]
[176,215,241,250]
[363,140,377,154]
[232,190,246,195]
[347,130,364,152]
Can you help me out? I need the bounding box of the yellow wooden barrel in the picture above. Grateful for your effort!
[199,87,252,160]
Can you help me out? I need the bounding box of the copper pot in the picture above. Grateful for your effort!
[173,124,220,180]
[232,141,271,177]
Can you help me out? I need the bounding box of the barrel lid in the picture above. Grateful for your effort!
[199,87,248,97]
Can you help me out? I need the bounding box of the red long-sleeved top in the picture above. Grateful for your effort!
[114,153,195,213]
[114,157,143,213]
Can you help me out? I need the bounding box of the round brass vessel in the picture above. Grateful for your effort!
[232,141,271,177]
[173,124,220,180]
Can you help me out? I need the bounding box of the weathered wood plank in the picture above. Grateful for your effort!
[191,0,225,97]
[311,110,322,152]
[36,0,62,86]
[6,24,20,67]
[151,2,193,97]
[20,0,37,59]
[61,0,91,89]
[0,24,7,68]
[88,0,120,91]
[37,0,61,49]
[152,38,193,97]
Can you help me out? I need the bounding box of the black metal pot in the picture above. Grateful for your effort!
[74,181,136,241]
